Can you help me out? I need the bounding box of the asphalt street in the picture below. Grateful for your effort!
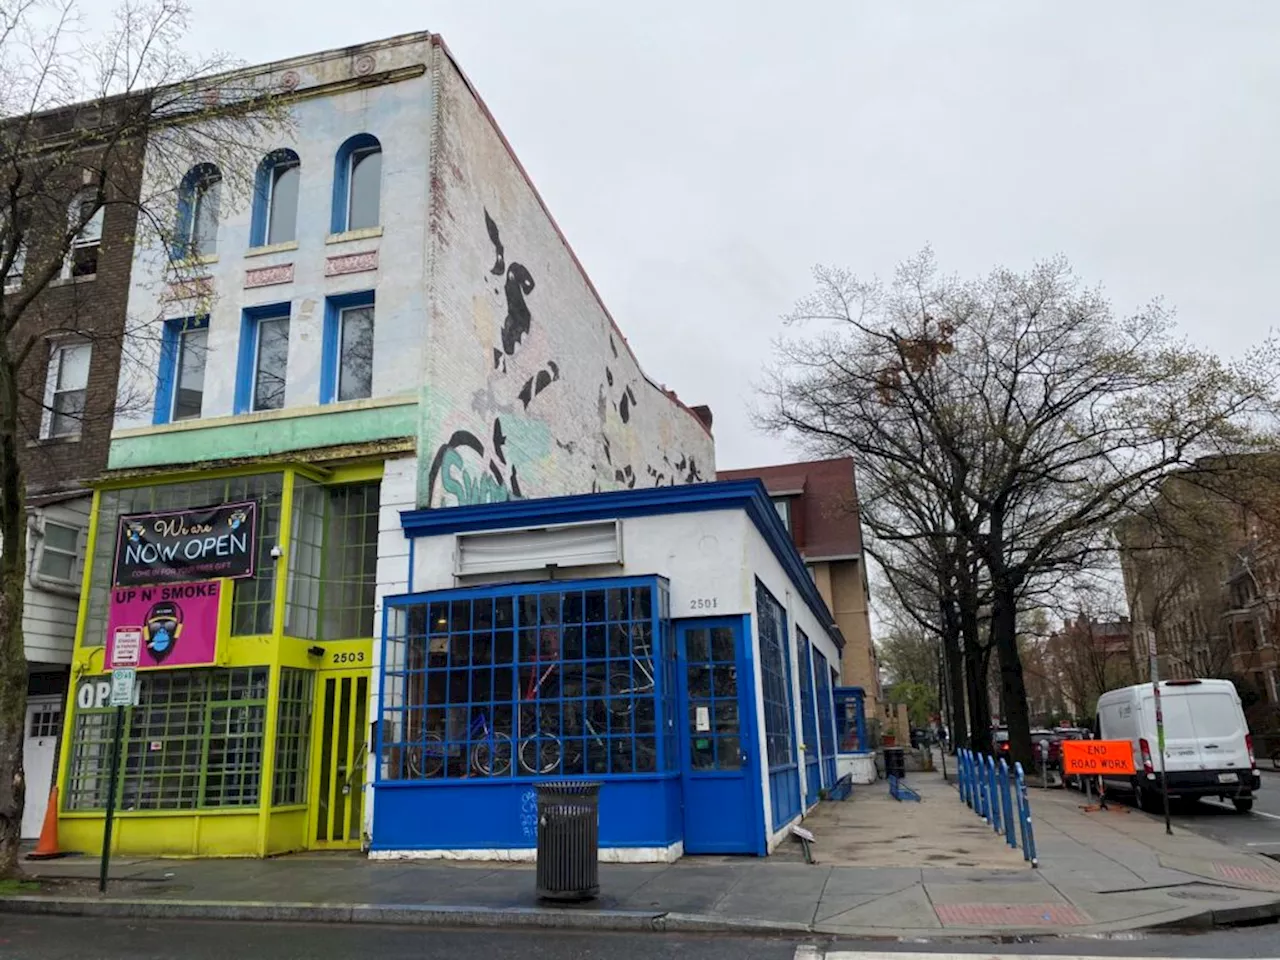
[1108,768,1280,854]
[4,918,1280,960]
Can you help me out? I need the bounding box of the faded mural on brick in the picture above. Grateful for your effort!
[425,209,707,508]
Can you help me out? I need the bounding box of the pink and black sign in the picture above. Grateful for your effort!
[112,501,257,587]
[106,581,221,670]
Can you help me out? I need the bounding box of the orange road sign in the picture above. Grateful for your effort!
[1061,739,1136,775]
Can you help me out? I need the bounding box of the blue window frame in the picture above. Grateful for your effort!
[330,134,382,233]
[154,316,210,425]
[173,163,221,259]
[379,576,673,783]
[320,290,375,404]
[250,149,301,247]
[235,302,291,414]
[756,580,800,829]
[798,631,820,807]
[814,650,837,788]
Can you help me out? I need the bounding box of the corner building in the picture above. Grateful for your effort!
[57,33,712,858]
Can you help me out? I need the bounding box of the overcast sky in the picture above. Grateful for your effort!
[175,1,1279,471]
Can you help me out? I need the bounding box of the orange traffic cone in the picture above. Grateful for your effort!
[25,786,68,860]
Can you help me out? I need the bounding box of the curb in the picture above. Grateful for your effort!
[2,892,1277,939]
[0,896,811,935]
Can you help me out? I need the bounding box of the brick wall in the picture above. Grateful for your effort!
[419,43,714,507]
[15,148,142,497]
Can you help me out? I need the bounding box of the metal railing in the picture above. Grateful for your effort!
[956,748,1038,867]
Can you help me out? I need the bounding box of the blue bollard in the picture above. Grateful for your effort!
[974,753,986,820]
[987,755,1001,834]
[999,758,1017,849]
[1015,762,1039,868]
[960,750,971,807]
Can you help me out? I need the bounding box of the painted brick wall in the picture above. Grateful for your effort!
[419,46,714,508]
[113,36,434,436]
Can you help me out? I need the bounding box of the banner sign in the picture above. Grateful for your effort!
[106,581,221,669]
[1061,739,1136,775]
[113,501,257,586]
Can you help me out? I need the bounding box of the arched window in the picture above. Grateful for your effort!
[331,134,381,233]
[175,163,222,259]
[64,188,104,278]
[250,149,301,247]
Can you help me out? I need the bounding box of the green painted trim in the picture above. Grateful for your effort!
[107,402,418,471]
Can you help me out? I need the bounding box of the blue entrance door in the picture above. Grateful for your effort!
[798,636,820,808]
[677,618,762,855]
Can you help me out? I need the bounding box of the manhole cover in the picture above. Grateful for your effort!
[1169,889,1241,902]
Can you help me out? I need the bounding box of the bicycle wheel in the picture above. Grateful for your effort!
[408,734,445,778]
[518,734,563,775]
[472,732,513,777]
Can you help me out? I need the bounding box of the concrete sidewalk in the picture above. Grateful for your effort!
[7,772,1280,939]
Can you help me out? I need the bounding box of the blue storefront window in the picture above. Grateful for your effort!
[814,651,837,787]
[756,580,800,829]
[379,577,673,781]
[798,632,820,807]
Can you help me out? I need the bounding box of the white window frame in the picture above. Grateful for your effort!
[252,315,289,412]
[264,159,299,246]
[41,339,90,440]
[62,191,104,280]
[30,516,83,595]
[773,496,792,532]
[3,232,25,293]
[346,145,381,231]
[336,304,373,402]
[171,324,208,421]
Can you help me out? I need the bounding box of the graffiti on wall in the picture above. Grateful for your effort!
[426,208,704,508]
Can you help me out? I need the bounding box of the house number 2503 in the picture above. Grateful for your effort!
[689,598,719,611]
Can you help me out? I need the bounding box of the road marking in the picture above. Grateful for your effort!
[804,952,1230,960]
[1250,809,1280,821]
[1246,840,1280,846]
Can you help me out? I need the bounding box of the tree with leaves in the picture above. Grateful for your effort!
[0,0,285,875]
[762,249,1279,767]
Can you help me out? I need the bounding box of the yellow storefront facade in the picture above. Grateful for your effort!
[56,461,385,858]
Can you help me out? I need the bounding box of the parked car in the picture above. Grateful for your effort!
[1096,679,1260,813]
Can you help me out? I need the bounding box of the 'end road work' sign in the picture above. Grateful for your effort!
[1061,739,1136,775]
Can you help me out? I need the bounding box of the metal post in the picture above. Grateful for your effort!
[999,758,1016,848]
[98,704,125,895]
[1149,632,1173,835]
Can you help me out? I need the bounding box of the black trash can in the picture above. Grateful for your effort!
[535,781,601,902]
[884,747,906,780]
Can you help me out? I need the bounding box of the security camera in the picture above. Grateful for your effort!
[270,545,283,559]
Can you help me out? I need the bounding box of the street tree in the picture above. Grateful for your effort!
[762,249,1279,767]
[0,0,285,875]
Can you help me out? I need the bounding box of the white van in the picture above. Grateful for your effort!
[1096,679,1260,813]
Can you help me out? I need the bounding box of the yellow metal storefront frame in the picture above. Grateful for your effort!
[55,462,382,858]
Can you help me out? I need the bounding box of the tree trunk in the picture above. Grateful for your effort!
[0,352,26,878]
[991,587,1034,769]
[939,594,967,752]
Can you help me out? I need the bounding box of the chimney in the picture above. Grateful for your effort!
[691,405,714,430]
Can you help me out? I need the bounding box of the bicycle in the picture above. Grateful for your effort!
[406,710,512,778]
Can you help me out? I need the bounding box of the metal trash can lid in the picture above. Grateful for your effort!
[536,781,602,795]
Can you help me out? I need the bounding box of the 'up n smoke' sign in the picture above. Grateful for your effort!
[112,501,258,587]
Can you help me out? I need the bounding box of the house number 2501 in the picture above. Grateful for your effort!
[689,598,719,611]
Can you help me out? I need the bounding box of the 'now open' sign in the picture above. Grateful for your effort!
[1061,739,1136,775]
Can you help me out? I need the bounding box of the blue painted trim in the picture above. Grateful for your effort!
[385,573,663,607]
[320,289,375,404]
[250,148,299,248]
[406,538,415,593]
[153,316,209,426]
[235,301,290,415]
[330,133,381,233]
[400,480,844,651]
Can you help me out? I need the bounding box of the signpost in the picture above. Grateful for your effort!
[100,666,135,894]
[1149,630,1173,835]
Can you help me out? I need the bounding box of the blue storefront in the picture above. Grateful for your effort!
[370,481,843,860]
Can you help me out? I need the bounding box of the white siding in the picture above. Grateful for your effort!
[24,498,91,664]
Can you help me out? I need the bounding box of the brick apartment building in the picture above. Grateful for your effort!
[1118,461,1280,706]
[718,457,882,719]
[1,103,144,836]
